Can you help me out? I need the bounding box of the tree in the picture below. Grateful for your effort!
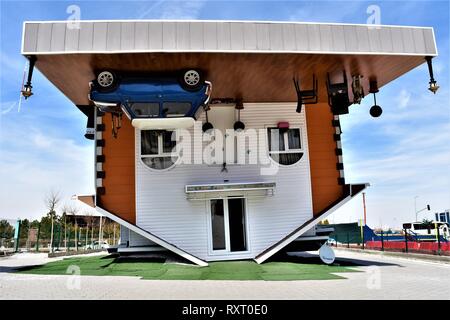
[44,190,60,253]
[0,220,14,239]
[422,218,435,235]
[30,220,40,228]
[65,204,79,251]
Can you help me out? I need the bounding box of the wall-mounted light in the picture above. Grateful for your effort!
[233,99,245,131]
[202,106,214,133]
[21,55,37,99]
[369,80,382,118]
[425,56,439,94]
[277,121,289,133]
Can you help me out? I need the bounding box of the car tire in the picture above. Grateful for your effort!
[94,70,119,92]
[180,69,204,91]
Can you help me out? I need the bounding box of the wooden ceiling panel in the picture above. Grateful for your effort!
[34,52,426,105]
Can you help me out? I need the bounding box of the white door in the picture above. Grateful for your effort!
[208,197,248,254]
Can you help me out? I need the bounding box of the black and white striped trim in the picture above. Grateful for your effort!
[95,108,106,197]
[332,115,345,185]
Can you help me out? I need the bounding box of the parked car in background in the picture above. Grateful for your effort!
[88,69,212,126]
[85,240,110,250]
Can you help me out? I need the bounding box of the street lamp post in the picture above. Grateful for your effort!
[414,196,419,222]
[414,196,431,222]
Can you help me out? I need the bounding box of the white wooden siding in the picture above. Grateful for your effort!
[22,20,437,56]
[120,225,159,247]
[134,103,314,261]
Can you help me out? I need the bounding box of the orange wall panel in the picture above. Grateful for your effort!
[306,103,344,216]
[98,115,136,224]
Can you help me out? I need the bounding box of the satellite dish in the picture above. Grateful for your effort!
[319,243,335,265]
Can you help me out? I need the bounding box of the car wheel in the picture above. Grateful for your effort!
[95,70,118,92]
[180,69,203,91]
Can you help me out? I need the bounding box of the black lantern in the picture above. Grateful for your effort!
[369,80,382,118]
[233,99,245,131]
[202,106,214,133]
[426,56,439,94]
[21,55,37,99]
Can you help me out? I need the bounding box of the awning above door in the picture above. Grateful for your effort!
[185,181,276,200]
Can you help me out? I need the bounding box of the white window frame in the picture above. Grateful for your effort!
[140,130,179,171]
[266,127,304,165]
[206,197,250,256]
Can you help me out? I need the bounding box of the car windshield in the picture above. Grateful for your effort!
[129,102,160,117]
[162,102,192,117]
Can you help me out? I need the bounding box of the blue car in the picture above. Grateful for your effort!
[89,69,212,128]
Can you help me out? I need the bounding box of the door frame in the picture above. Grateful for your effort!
[206,196,250,256]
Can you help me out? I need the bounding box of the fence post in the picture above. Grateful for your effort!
[35,223,40,252]
[436,224,441,256]
[14,220,21,253]
[404,228,408,253]
[347,232,350,248]
[56,224,61,251]
[67,228,71,251]
[381,230,384,252]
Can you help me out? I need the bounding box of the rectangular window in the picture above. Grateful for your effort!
[268,128,301,152]
[268,128,285,152]
[287,128,301,149]
[211,199,226,250]
[267,128,303,166]
[130,103,160,117]
[163,102,192,117]
[162,131,176,153]
[141,131,159,155]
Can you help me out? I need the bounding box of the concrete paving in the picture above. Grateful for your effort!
[0,250,449,299]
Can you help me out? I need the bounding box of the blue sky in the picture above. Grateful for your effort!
[0,0,449,228]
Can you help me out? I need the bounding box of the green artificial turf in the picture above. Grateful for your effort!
[17,255,359,281]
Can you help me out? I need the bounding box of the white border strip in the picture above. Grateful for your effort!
[22,19,435,29]
[21,20,437,56]
[21,48,437,57]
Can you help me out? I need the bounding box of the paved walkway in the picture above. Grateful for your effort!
[0,250,449,299]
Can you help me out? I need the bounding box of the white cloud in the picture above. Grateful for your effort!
[288,2,368,23]
[396,89,411,109]
[0,100,19,115]
[0,126,94,220]
[138,0,205,20]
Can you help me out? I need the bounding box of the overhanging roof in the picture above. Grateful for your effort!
[21,20,438,105]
